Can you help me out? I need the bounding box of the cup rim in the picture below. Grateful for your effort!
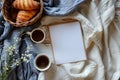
[30,28,46,43]
[34,53,51,71]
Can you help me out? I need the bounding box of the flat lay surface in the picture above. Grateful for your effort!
[0,0,120,80]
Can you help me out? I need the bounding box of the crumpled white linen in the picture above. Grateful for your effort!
[38,0,120,80]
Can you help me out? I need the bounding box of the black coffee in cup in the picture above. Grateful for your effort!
[36,55,49,69]
[32,29,44,42]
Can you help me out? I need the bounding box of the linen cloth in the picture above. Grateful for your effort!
[38,0,120,80]
[43,0,85,16]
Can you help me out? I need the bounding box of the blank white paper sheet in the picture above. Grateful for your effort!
[49,22,86,64]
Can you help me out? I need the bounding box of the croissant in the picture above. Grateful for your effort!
[16,10,38,23]
[13,0,40,10]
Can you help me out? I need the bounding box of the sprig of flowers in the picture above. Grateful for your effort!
[0,45,32,80]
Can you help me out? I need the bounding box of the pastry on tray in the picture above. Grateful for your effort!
[13,0,40,10]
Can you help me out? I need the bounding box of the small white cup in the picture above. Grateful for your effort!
[26,26,51,44]
[26,28,46,44]
[34,53,51,71]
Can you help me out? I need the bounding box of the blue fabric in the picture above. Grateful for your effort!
[43,0,85,16]
[0,0,85,79]
[0,10,40,79]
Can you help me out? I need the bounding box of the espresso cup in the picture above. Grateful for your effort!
[34,54,51,71]
[26,28,46,43]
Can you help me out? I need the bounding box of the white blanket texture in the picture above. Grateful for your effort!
[38,0,120,80]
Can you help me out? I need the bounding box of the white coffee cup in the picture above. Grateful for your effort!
[26,28,46,43]
[26,26,51,44]
[34,53,51,71]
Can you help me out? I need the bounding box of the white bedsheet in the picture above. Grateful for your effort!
[37,0,120,80]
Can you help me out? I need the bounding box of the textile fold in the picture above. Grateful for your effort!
[1,0,120,80]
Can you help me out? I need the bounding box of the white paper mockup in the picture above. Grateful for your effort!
[49,22,86,64]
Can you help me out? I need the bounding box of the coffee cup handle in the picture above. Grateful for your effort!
[26,32,31,36]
